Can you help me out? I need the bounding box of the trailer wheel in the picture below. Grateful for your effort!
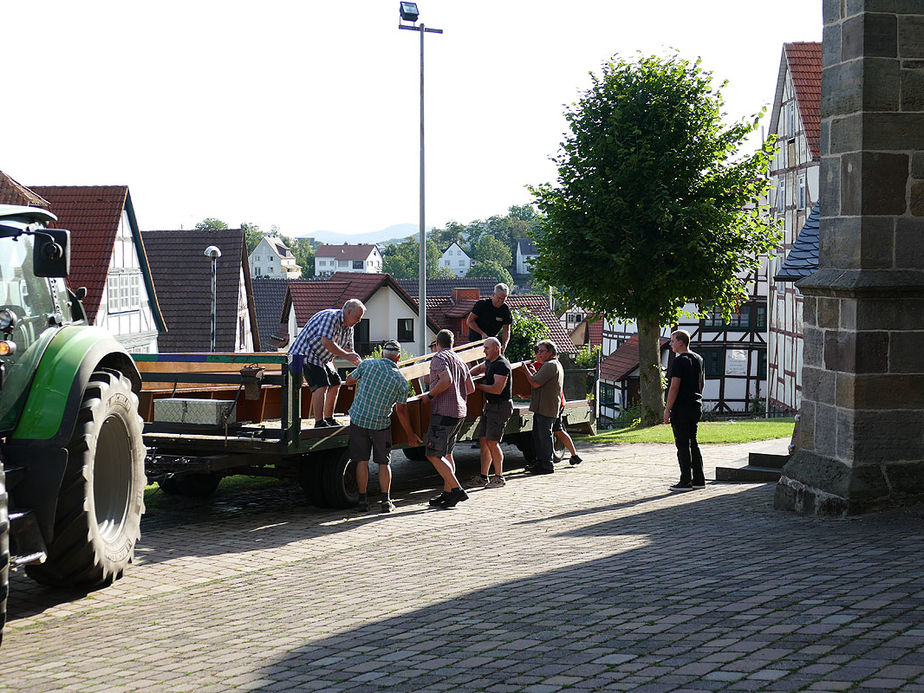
[321,450,359,508]
[0,463,8,646]
[297,455,327,507]
[174,473,221,498]
[402,446,428,462]
[26,370,145,588]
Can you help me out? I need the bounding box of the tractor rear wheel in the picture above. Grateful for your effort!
[321,450,359,508]
[26,370,145,587]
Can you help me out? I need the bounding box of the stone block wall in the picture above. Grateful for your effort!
[776,0,924,516]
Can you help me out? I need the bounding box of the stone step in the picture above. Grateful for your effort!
[714,465,783,483]
[715,453,790,482]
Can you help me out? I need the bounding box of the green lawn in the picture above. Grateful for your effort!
[587,418,795,445]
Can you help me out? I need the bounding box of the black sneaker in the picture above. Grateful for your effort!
[669,482,693,492]
[381,499,396,513]
[437,487,469,509]
[429,491,450,507]
[356,498,369,511]
[324,417,342,427]
[314,419,331,428]
[691,480,706,490]
[569,455,583,466]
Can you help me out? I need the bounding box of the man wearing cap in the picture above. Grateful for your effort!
[345,340,422,512]
[289,299,365,428]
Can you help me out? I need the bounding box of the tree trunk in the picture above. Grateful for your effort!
[637,316,664,427]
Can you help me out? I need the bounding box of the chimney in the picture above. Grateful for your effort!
[451,287,480,304]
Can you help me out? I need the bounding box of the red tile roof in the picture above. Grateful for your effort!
[0,171,49,207]
[784,42,821,159]
[315,243,378,261]
[282,272,441,338]
[29,185,130,323]
[600,335,669,381]
[425,292,576,355]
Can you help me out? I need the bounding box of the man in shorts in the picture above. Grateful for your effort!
[345,340,422,512]
[288,299,365,428]
[425,329,475,509]
[470,337,513,487]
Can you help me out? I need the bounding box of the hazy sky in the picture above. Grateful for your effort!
[4,1,821,237]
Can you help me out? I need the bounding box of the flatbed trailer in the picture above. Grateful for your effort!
[134,344,595,507]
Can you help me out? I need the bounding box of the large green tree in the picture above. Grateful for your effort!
[529,54,779,426]
[466,260,513,287]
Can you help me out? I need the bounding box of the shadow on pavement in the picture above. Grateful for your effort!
[244,487,924,691]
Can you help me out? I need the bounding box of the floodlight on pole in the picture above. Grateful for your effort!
[398,2,442,357]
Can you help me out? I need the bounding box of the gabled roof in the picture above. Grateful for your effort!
[775,202,820,282]
[29,185,165,330]
[769,42,821,159]
[315,243,377,261]
[424,291,576,355]
[141,228,258,352]
[600,335,670,382]
[396,277,498,297]
[266,237,294,259]
[281,272,441,335]
[441,241,469,256]
[0,171,49,207]
[570,315,603,348]
[517,238,538,255]
[251,278,291,349]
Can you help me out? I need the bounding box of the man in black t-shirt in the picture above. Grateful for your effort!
[466,283,513,352]
[663,329,706,492]
[470,337,514,487]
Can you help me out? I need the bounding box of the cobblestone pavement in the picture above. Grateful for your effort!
[4,438,924,692]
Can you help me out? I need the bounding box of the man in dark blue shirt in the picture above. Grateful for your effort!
[663,329,705,492]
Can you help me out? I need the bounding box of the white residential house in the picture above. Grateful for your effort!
[249,236,301,279]
[516,238,538,275]
[28,184,165,353]
[439,241,472,277]
[314,243,382,276]
[766,42,821,414]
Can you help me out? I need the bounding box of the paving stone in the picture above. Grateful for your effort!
[4,439,924,691]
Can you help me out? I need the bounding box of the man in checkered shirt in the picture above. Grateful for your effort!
[289,299,365,428]
[345,340,422,513]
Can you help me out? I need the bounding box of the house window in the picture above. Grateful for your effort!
[600,383,616,406]
[353,260,364,270]
[354,319,370,347]
[757,350,767,379]
[107,272,141,313]
[787,101,796,138]
[700,348,723,377]
[397,318,414,342]
[775,178,786,213]
[254,266,261,275]
[701,305,725,330]
[798,175,806,210]
[337,260,349,268]
[754,305,767,330]
[458,260,465,266]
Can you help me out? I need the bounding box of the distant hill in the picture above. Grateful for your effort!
[294,223,424,246]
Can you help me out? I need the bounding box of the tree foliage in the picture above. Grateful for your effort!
[506,309,549,364]
[289,237,316,278]
[528,54,779,424]
[195,217,228,231]
[466,260,513,287]
[470,235,513,269]
[382,237,454,279]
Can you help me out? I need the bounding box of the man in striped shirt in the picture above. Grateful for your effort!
[289,299,365,428]
[345,340,422,512]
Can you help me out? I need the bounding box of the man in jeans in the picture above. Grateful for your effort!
[663,329,706,491]
[470,337,513,487]
[345,340,422,512]
[523,340,564,475]
[425,329,475,509]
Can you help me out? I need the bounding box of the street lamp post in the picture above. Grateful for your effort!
[399,2,442,356]
[204,245,222,351]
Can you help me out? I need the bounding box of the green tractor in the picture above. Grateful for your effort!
[0,205,146,644]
